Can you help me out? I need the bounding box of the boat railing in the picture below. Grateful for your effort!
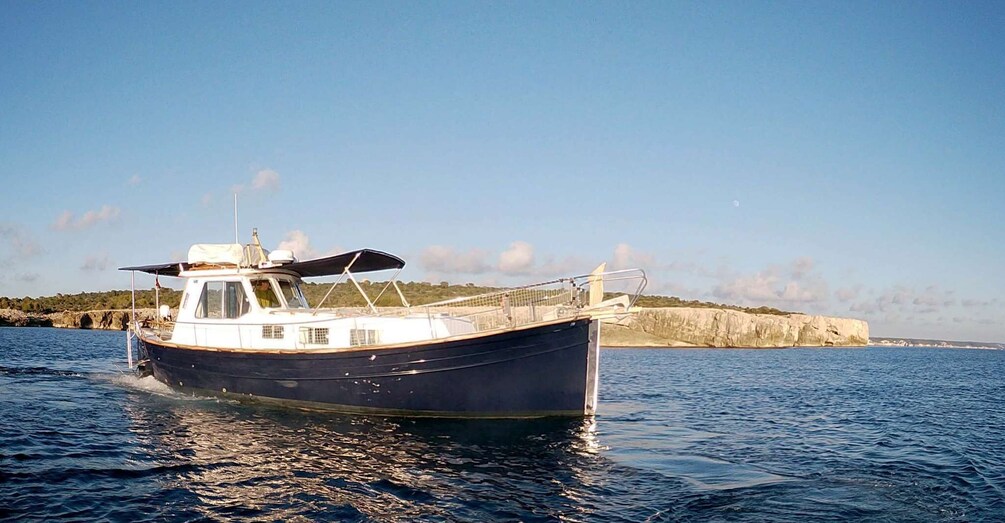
[129,268,646,349]
[407,268,648,335]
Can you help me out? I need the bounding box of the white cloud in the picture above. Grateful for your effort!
[849,284,958,317]
[252,169,280,192]
[611,243,654,270]
[420,245,492,274]
[835,286,860,302]
[78,205,120,229]
[17,272,39,282]
[52,205,121,231]
[962,298,997,308]
[499,241,535,275]
[127,175,142,186]
[0,224,43,258]
[711,257,828,307]
[779,281,819,302]
[52,211,74,231]
[276,230,319,261]
[713,271,783,303]
[80,253,112,271]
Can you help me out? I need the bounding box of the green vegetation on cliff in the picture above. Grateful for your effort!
[0,282,794,316]
[0,290,182,313]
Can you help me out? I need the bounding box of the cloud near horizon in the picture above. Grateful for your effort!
[80,253,112,271]
[498,241,535,275]
[711,256,829,308]
[51,205,121,231]
[612,243,654,271]
[0,224,43,258]
[419,241,555,277]
[848,284,958,316]
[419,245,493,275]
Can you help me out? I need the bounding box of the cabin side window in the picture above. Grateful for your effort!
[278,280,308,309]
[194,281,249,319]
[195,282,224,319]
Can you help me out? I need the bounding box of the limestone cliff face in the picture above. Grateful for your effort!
[0,309,160,330]
[0,309,52,327]
[610,307,869,348]
[49,309,161,330]
[2,306,869,347]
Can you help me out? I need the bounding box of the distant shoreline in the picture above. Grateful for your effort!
[869,337,1004,350]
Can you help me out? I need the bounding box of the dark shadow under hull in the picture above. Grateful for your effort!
[139,318,600,418]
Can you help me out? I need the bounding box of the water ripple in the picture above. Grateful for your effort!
[2,328,1005,521]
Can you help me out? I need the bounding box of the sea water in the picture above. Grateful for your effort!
[1,327,1003,521]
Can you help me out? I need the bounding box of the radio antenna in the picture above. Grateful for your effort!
[234,193,239,244]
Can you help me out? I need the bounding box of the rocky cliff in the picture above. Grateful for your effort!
[605,307,869,348]
[0,309,160,330]
[1,306,869,348]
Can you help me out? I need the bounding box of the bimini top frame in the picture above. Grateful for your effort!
[118,248,405,278]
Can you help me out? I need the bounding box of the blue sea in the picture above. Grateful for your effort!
[1,327,1003,521]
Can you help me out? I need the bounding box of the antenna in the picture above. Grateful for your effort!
[234,193,239,244]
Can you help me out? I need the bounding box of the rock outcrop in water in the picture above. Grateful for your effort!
[604,307,869,347]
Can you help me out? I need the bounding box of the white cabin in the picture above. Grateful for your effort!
[123,238,645,354]
[128,241,476,351]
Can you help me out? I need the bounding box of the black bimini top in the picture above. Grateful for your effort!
[118,249,405,278]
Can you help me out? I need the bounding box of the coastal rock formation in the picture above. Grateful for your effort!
[608,307,869,348]
[0,309,52,327]
[49,309,162,330]
[2,306,868,347]
[0,309,161,330]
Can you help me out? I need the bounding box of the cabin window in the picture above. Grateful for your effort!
[195,282,224,319]
[225,282,250,319]
[299,327,329,345]
[350,329,379,346]
[195,281,250,319]
[251,279,281,309]
[278,280,308,308]
[262,325,284,339]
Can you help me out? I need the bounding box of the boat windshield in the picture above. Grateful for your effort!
[251,278,281,309]
[278,280,309,309]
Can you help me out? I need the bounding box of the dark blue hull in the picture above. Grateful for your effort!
[139,318,600,417]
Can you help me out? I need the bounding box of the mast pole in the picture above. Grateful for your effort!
[128,271,135,368]
[234,193,239,244]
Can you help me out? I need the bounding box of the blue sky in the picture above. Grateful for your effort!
[1,2,1003,342]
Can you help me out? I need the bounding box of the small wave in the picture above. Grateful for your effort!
[0,364,82,378]
[103,373,239,406]
[103,373,189,399]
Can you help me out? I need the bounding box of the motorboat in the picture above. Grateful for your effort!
[120,230,646,417]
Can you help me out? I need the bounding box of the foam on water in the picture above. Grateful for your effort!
[106,372,178,396]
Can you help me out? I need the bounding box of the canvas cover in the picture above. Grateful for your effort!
[187,244,246,265]
[123,247,403,277]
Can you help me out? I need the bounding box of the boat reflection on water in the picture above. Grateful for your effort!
[121,388,611,520]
